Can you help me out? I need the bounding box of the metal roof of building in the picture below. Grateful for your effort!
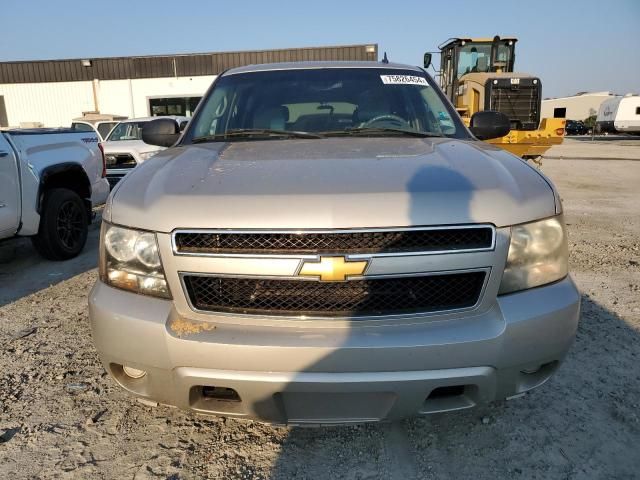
[0,44,378,84]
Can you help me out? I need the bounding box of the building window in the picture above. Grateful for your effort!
[149,97,202,117]
[553,107,567,118]
[636,107,640,115]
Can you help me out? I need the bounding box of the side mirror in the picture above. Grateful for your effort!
[469,111,510,140]
[423,53,432,69]
[141,118,180,147]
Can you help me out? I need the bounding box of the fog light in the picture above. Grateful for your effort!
[123,366,147,379]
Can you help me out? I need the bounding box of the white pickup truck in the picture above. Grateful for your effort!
[103,116,190,187]
[0,128,110,260]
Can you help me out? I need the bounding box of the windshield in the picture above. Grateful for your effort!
[456,43,514,79]
[186,68,462,142]
[106,121,148,141]
[71,122,94,132]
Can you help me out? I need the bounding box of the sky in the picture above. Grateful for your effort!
[0,0,638,98]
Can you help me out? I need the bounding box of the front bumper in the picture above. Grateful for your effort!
[89,277,580,425]
[91,178,111,206]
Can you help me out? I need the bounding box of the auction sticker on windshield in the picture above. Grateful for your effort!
[380,75,428,86]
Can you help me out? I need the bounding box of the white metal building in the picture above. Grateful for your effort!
[540,91,617,121]
[0,77,215,127]
[0,44,377,128]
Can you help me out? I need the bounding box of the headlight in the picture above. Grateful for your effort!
[499,215,569,295]
[138,151,159,162]
[99,222,171,299]
[105,154,118,166]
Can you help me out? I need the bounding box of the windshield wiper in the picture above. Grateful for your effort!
[192,129,324,143]
[324,127,444,138]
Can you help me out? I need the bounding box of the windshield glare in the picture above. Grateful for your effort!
[106,122,148,141]
[189,68,460,140]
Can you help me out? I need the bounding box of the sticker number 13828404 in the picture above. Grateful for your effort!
[380,75,429,86]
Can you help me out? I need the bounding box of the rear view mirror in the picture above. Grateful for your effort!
[423,53,432,69]
[469,111,510,140]
[142,119,180,147]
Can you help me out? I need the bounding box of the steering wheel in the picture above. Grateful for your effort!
[361,114,410,128]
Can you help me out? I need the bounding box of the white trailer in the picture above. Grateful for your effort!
[596,95,640,134]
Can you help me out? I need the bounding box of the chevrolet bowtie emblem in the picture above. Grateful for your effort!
[298,256,368,282]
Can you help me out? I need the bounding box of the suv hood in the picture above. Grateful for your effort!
[108,137,556,231]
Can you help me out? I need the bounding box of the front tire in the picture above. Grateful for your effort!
[31,188,89,260]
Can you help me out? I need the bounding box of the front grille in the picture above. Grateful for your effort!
[489,85,540,131]
[106,174,122,188]
[174,227,493,255]
[183,271,486,317]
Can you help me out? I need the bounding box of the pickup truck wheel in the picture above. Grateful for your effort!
[32,188,89,260]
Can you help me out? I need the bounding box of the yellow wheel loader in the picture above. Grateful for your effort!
[425,36,564,159]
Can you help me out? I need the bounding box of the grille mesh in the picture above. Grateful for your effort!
[490,86,540,130]
[106,175,123,188]
[175,228,493,255]
[183,272,486,317]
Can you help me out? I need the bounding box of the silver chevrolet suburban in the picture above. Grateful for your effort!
[89,61,580,425]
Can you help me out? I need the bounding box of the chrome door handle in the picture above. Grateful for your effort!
[0,151,9,157]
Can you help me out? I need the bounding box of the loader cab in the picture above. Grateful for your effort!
[427,36,562,157]
[439,37,517,101]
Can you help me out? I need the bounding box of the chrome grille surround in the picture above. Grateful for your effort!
[170,225,497,320]
[172,225,496,259]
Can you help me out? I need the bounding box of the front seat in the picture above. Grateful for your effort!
[253,106,289,130]
[476,56,488,72]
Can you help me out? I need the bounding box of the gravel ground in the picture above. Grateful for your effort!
[1,151,639,479]
[546,135,640,160]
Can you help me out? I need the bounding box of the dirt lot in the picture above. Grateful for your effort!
[1,140,639,479]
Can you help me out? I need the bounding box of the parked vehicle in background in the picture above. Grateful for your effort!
[0,128,109,259]
[90,61,580,425]
[102,116,189,187]
[564,120,589,136]
[71,112,128,141]
[596,94,640,134]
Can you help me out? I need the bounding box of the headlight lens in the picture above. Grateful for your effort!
[134,232,162,268]
[499,215,569,295]
[104,226,138,262]
[99,222,171,299]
